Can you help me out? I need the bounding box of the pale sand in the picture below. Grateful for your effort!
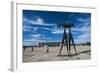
[23,45,91,63]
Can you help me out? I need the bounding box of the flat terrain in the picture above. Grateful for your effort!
[23,45,91,63]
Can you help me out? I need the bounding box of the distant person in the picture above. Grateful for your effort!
[32,46,34,52]
[23,46,26,51]
[46,44,49,53]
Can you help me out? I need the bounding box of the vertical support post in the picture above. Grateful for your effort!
[58,34,64,55]
[65,32,69,56]
[68,28,71,56]
[69,28,77,55]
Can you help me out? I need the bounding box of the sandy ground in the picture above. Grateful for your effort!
[23,45,91,63]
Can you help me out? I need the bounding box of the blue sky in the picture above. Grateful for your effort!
[23,10,91,46]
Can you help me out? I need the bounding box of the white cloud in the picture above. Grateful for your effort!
[41,28,51,31]
[74,27,91,44]
[24,16,55,26]
[77,17,90,22]
[51,29,63,34]
[32,34,41,38]
[51,18,90,34]
[23,38,33,46]
[31,34,46,41]
[23,16,55,32]
[23,25,39,32]
[51,28,70,34]
[29,16,44,25]
[33,27,38,31]
[72,17,90,32]
[72,26,90,32]
[70,17,91,44]
[77,32,90,40]
[75,35,90,44]
[23,25,32,31]
[35,17,44,24]
[23,16,44,25]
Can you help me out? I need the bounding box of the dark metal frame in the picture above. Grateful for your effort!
[58,23,77,56]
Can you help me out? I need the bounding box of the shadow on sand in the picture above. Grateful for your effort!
[58,50,91,57]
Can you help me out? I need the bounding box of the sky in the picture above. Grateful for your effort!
[23,10,91,46]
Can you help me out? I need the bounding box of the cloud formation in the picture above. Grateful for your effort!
[23,10,91,45]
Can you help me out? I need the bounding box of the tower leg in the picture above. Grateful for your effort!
[69,29,77,55]
[65,33,70,56]
[58,35,64,55]
[68,32,71,56]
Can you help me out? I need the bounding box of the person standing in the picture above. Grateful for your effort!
[46,44,49,53]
